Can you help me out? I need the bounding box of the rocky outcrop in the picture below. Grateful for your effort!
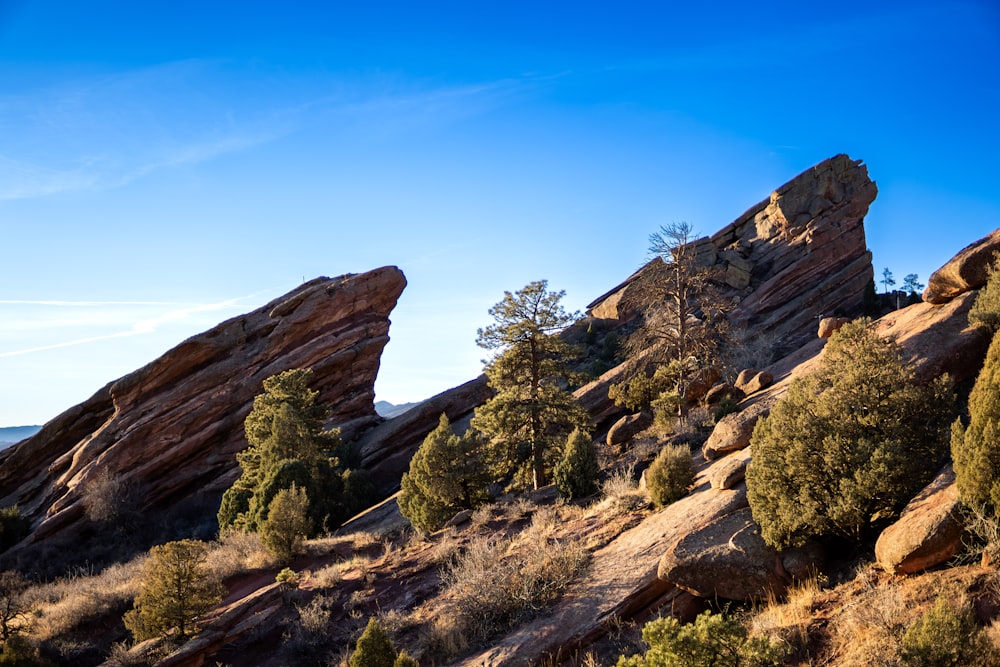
[0,267,406,553]
[875,465,965,575]
[923,228,1000,304]
[658,506,822,601]
[587,155,877,356]
[702,401,770,460]
[709,449,752,490]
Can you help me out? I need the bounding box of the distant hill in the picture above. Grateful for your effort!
[0,425,41,449]
[374,400,421,419]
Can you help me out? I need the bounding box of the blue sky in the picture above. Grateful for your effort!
[1,1,998,426]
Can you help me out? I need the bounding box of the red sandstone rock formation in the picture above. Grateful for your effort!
[0,267,406,554]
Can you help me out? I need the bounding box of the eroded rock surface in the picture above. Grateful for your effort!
[923,227,1000,304]
[588,154,877,356]
[875,465,965,575]
[0,267,407,553]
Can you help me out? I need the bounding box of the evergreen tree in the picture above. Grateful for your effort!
[645,443,695,508]
[123,540,224,642]
[554,428,599,499]
[952,329,1000,512]
[218,368,373,536]
[349,617,396,667]
[746,319,954,549]
[260,483,311,561]
[969,252,1000,332]
[472,280,589,490]
[398,414,489,532]
[881,267,896,294]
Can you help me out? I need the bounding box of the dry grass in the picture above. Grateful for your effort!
[751,573,826,652]
[204,530,277,579]
[428,512,590,658]
[28,557,147,641]
[826,566,906,667]
[592,464,647,516]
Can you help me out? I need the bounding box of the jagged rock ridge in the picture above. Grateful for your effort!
[0,266,406,555]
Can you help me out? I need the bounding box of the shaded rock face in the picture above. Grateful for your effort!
[607,412,654,447]
[923,228,1000,304]
[0,267,406,553]
[875,465,965,575]
[587,154,877,356]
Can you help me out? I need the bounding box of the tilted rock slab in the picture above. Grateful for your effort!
[0,267,406,551]
[875,465,965,575]
[923,227,1000,304]
[588,154,878,356]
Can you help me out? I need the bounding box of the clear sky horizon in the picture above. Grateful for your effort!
[1,1,999,426]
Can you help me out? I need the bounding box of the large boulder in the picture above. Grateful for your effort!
[702,402,771,460]
[875,465,965,575]
[923,228,1000,304]
[0,267,407,555]
[658,506,822,601]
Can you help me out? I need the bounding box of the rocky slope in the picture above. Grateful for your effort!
[0,267,406,562]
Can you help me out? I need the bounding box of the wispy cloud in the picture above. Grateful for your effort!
[0,297,247,358]
[0,60,544,201]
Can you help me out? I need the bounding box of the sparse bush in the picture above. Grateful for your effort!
[554,428,599,500]
[0,571,29,645]
[398,414,489,533]
[953,328,1000,513]
[747,319,954,549]
[900,596,997,667]
[82,469,137,525]
[260,484,311,561]
[394,651,419,667]
[123,539,224,642]
[616,610,786,666]
[609,369,672,412]
[285,595,332,654]
[645,444,695,508]
[275,568,299,586]
[437,528,588,653]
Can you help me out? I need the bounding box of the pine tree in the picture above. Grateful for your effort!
[554,428,599,499]
[472,280,589,490]
[746,319,953,549]
[952,329,1000,511]
[969,252,1000,332]
[123,540,224,642]
[218,368,373,535]
[398,414,488,532]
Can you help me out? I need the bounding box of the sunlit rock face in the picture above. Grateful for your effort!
[0,266,406,553]
[588,154,878,357]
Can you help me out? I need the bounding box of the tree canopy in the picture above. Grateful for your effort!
[471,280,589,490]
[398,413,489,532]
[218,368,373,540]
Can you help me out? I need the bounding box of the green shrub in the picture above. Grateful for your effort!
[900,597,996,667]
[969,252,1000,332]
[349,617,396,667]
[393,652,419,667]
[617,610,786,667]
[275,568,299,586]
[953,328,1000,512]
[645,444,695,508]
[398,414,489,533]
[746,319,954,549]
[554,428,599,499]
[261,483,311,561]
[713,395,740,423]
[609,369,671,412]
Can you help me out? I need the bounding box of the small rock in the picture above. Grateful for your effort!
[818,317,851,338]
[702,402,769,460]
[709,449,752,490]
[607,412,654,447]
[704,382,743,406]
[875,465,965,575]
[740,371,774,395]
[444,508,474,528]
[734,369,759,392]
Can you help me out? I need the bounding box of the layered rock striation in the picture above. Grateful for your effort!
[588,154,877,356]
[0,267,406,551]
